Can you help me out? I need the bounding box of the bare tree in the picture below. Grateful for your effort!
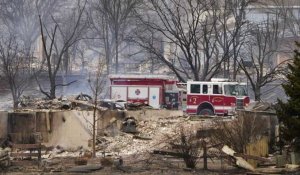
[88,0,141,74]
[88,4,114,75]
[0,35,33,108]
[271,0,300,38]
[74,43,89,75]
[37,0,88,99]
[134,0,248,82]
[213,0,256,80]
[87,59,107,157]
[0,0,60,52]
[0,0,63,108]
[0,0,63,85]
[239,15,285,101]
[268,0,300,69]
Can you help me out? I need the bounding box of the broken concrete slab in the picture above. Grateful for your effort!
[133,135,152,140]
[285,164,300,170]
[67,164,103,173]
[222,145,255,171]
[74,157,88,165]
[244,102,276,114]
[100,157,113,167]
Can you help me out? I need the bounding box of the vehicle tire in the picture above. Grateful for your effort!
[198,108,214,116]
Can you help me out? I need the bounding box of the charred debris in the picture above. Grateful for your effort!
[0,96,299,174]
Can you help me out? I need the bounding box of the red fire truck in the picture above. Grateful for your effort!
[109,74,178,109]
[186,78,250,115]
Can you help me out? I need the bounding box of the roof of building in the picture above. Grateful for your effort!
[253,0,300,7]
[108,74,178,81]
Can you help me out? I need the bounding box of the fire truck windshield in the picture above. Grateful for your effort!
[224,84,247,96]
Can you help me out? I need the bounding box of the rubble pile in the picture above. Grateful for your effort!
[96,116,197,157]
[126,102,153,110]
[18,95,128,112]
[1,115,193,163]
[244,101,275,112]
[0,115,194,172]
[0,147,10,167]
[2,107,300,174]
[19,96,73,110]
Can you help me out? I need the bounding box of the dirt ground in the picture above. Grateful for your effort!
[2,154,247,175]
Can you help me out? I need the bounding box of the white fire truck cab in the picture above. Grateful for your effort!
[186,78,250,115]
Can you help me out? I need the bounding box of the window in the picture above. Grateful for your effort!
[165,97,169,102]
[237,85,248,96]
[202,85,208,94]
[224,84,248,96]
[224,85,237,96]
[213,85,222,94]
[190,84,200,93]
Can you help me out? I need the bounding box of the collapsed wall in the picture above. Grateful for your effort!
[1,109,124,150]
[1,109,182,150]
[0,111,8,140]
[1,110,94,150]
[44,110,93,149]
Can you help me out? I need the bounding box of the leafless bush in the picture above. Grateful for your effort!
[165,126,202,169]
[211,112,267,153]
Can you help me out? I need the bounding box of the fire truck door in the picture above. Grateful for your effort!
[149,87,160,109]
[211,84,225,112]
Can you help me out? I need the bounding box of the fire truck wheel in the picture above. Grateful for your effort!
[198,109,214,116]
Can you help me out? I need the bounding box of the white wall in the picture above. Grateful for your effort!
[45,110,93,150]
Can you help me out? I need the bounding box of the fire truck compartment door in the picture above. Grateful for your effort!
[210,95,225,111]
[111,86,127,101]
[149,87,160,109]
[128,86,148,99]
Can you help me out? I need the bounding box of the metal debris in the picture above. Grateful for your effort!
[121,117,137,133]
